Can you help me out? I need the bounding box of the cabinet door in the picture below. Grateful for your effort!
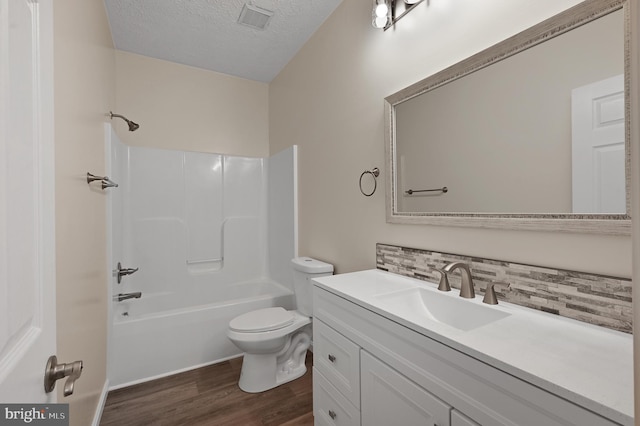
[361,351,451,426]
[451,410,480,426]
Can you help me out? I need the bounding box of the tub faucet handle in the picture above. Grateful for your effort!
[115,262,139,284]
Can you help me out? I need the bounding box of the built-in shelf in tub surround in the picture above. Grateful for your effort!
[376,243,632,333]
[312,269,633,425]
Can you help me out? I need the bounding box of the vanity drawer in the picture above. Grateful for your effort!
[314,318,361,408]
[313,367,360,426]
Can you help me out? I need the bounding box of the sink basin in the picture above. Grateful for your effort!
[373,288,511,331]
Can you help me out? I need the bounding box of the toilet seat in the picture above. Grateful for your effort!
[229,307,294,333]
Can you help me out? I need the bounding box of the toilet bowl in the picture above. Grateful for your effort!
[227,257,333,393]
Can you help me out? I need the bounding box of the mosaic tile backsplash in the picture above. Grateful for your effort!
[376,243,632,333]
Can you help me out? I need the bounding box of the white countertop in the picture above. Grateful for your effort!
[313,269,633,425]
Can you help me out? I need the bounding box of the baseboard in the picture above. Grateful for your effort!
[92,379,110,426]
[109,354,243,391]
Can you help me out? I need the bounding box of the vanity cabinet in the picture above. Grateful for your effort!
[313,285,621,426]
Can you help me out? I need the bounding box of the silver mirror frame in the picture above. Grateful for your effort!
[385,0,633,235]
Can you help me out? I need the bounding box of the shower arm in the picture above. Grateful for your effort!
[109,112,127,121]
[108,111,140,132]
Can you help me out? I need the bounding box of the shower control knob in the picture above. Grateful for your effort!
[115,262,139,284]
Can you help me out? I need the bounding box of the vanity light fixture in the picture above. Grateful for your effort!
[372,0,425,30]
[372,0,390,29]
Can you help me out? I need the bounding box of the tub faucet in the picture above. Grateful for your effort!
[442,262,475,298]
[114,292,142,302]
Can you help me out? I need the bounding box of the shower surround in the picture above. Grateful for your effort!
[106,126,297,388]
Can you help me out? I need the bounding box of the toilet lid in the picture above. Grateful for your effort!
[229,307,295,332]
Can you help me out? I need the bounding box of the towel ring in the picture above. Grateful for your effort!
[359,167,380,197]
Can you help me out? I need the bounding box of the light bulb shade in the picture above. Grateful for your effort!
[372,15,388,28]
[375,3,389,17]
[372,0,390,29]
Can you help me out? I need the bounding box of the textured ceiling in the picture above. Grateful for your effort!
[104,0,344,83]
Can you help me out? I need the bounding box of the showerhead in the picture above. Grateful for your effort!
[109,111,140,132]
[127,120,139,132]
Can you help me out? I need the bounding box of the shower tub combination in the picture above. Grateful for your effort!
[106,126,298,388]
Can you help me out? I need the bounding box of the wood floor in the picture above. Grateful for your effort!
[100,353,314,426]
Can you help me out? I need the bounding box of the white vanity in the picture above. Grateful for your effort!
[311,269,633,426]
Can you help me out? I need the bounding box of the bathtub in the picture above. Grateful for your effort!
[108,279,294,389]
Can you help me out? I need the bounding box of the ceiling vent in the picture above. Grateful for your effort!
[238,4,274,30]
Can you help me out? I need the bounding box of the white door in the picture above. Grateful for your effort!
[0,0,56,402]
[571,74,625,214]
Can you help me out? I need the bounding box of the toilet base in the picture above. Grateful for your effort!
[228,312,313,394]
[238,352,308,393]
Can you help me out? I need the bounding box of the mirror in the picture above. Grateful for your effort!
[385,0,632,234]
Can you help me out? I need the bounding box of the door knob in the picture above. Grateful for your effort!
[44,355,83,397]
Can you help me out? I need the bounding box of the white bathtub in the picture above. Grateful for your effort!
[108,279,294,389]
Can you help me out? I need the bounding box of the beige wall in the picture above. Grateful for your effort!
[114,51,269,157]
[269,0,632,277]
[53,0,114,424]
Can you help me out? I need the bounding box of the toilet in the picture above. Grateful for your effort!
[227,257,334,393]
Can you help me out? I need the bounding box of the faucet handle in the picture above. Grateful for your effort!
[434,268,451,292]
[115,262,139,284]
[483,283,511,305]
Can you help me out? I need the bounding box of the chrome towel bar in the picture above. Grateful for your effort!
[405,186,448,195]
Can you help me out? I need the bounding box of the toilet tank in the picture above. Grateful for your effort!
[291,257,334,316]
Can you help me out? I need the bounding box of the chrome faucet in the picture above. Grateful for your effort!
[442,262,475,298]
[114,292,142,302]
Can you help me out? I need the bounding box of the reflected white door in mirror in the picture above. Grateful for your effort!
[572,74,625,214]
